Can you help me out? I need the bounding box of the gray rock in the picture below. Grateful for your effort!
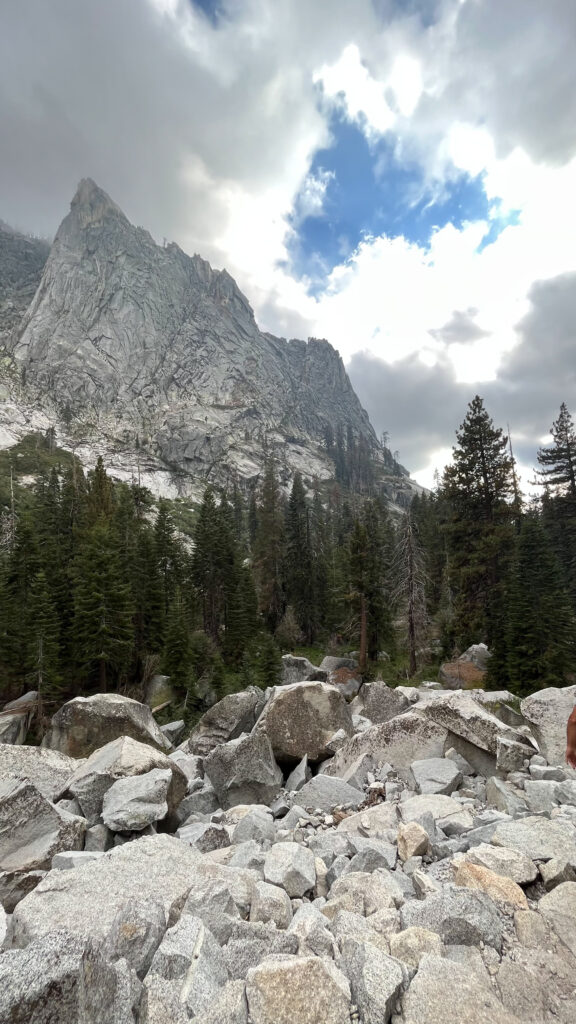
[228,840,266,875]
[357,679,411,724]
[491,815,576,861]
[104,898,167,978]
[285,755,312,793]
[264,842,316,897]
[557,779,576,806]
[255,681,354,765]
[307,832,353,867]
[201,979,249,1024]
[347,836,397,872]
[0,777,86,872]
[400,885,505,949]
[281,655,327,687]
[538,881,576,956]
[245,954,352,1024]
[317,658,362,699]
[176,778,219,818]
[398,954,521,1024]
[523,779,559,814]
[139,974,188,1024]
[101,767,172,831]
[418,691,522,755]
[457,842,537,884]
[0,691,37,745]
[400,793,463,825]
[52,850,104,870]
[149,914,229,1016]
[288,903,338,957]
[336,801,399,836]
[204,732,283,809]
[340,936,408,1022]
[84,824,113,852]
[529,763,566,781]
[389,926,444,967]
[409,757,462,795]
[42,692,170,757]
[0,742,79,800]
[297,775,363,813]
[329,870,404,915]
[444,747,475,776]
[323,712,448,777]
[62,735,187,825]
[0,868,45,913]
[11,833,201,947]
[182,859,258,926]
[340,752,375,790]
[486,776,528,816]
[496,735,533,772]
[0,929,138,1024]
[176,821,231,852]
[250,880,292,929]
[224,922,299,978]
[159,720,185,745]
[168,750,203,785]
[540,857,576,890]
[520,684,576,765]
[185,686,266,757]
[232,807,275,845]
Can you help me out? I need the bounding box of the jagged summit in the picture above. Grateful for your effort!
[0,180,415,500]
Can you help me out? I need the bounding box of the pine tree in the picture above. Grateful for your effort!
[392,513,428,676]
[254,461,285,632]
[537,403,576,496]
[27,570,63,720]
[506,514,576,694]
[285,472,314,640]
[442,396,516,653]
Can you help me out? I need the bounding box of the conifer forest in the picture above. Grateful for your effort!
[1,396,575,730]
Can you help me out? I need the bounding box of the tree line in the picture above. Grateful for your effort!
[1,397,575,726]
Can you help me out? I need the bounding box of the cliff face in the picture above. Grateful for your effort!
[0,221,49,346]
[4,179,379,490]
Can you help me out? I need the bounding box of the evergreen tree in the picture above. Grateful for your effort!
[392,513,428,676]
[162,589,192,697]
[254,461,285,632]
[505,514,576,693]
[537,403,576,496]
[441,396,516,655]
[285,472,314,640]
[26,570,63,719]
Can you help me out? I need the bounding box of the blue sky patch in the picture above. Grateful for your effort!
[190,0,223,26]
[286,113,508,293]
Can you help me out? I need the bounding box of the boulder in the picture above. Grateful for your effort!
[224,922,299,978]
[296,775,363,813]
[104,898,167,978]
[185,686,266,757]
[250,880,292,929]
[319,657,362,699]
[538,881,576,957]
[323,712,448,777]
[0,930,138,1024]
[0,691,38,745]
[280,655,327,686]
[400,793,463,824]
[336,801,399,836]
[455,843,537,885]
[61,735,187,825]
[42,693,171,757]
[520,684,576,765]
[246,954,352,1024]
[264,842,316,898]
[398,954,521,1024]
[460,643,492,670]
[409,757,462,795]
[52,851,105,870]
[0,777,86,873]
[204,731,282,809]
[201,980,250,1024]
[160,720,185,745]
[340,937,408,1021]
[453,861,528,909]
[0,742,79,800]
[398,822,430,861]
[356,680,411,724]
[400,885,505,949]
[11,834,201,947]
[0,869,46,913]
[255,681,353,765]
[418,691,522,755]
[492,815,576,862]
[389,927,444,967]
[439,660,486,689]
[148,914,229,1017]
[285,755,311,793]
[101,768,172,831]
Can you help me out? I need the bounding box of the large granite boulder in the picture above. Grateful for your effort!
[520,684,576,765]
[0,777,86,873]
[42,693,171,758]
[322,711,448,776]
[319,657,362,700]
[0,743,79,800]
[246,954,352,1024]
[0,930,138,1024]
[11,834,200,947]
[280,655,327,687]
[418,691,525,755]
[59,736,187,825]
[255,681,354,766]
[101,768,173,832]
[184,686,266,757]
[204,731,283,809]
[355,680,411,724]
[398,954,521,1024]
[0,691,38,745]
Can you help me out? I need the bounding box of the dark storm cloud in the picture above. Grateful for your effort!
[349,271,576,480]
[429,309,489,346]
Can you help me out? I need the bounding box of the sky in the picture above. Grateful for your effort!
[2,0,576,487]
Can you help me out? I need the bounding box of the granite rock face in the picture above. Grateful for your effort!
[256,681,354,765]
[8,178,382,493]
